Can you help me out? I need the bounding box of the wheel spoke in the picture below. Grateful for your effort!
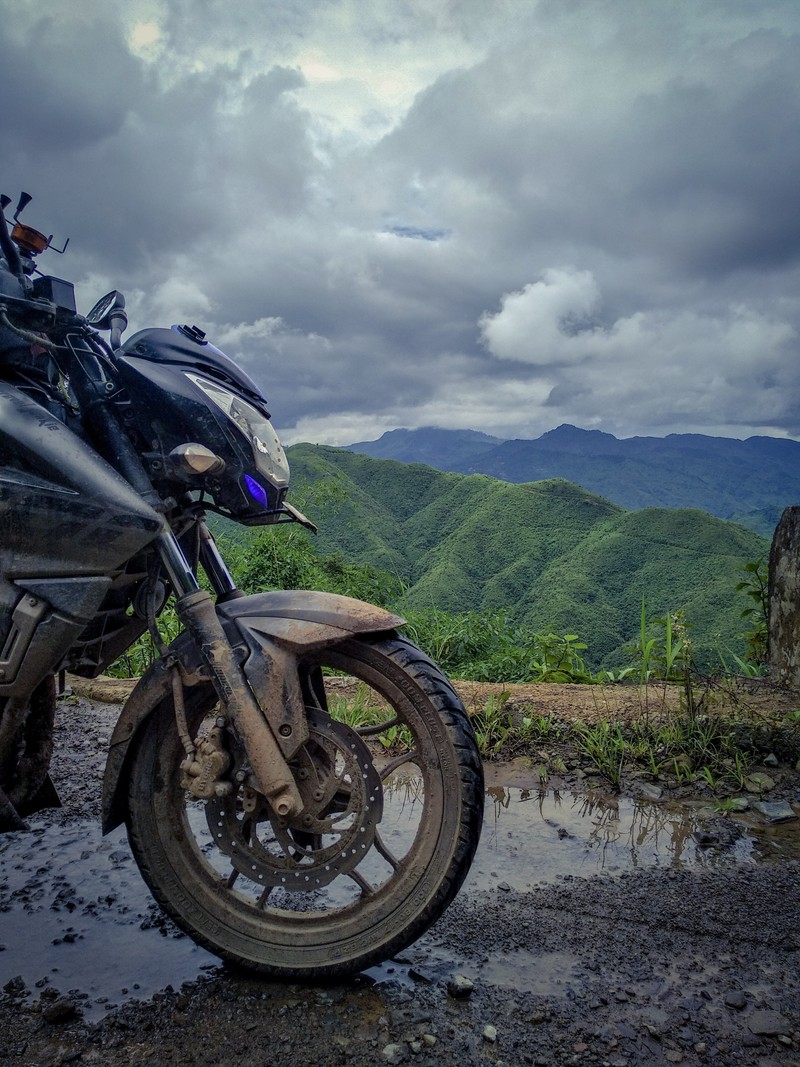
[373,828,401,871]
[347,868,376,897]
[357,715,401,737]
[257,885,273,908]
[226,868,239,889]
[380,749,420,781]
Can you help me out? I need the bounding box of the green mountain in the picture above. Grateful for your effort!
[346,424,800,533]
[284,444,768,668]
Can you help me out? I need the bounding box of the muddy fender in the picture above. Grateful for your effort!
[102,590,404,833]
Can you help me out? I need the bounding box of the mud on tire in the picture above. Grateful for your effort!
[125,633,483,977]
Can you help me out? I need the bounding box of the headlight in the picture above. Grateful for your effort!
[185,373,290,488]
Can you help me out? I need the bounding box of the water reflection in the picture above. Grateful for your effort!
[473,783,799,889]
[1,775,797,1014]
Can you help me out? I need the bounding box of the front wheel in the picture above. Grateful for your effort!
[125,633,483,977]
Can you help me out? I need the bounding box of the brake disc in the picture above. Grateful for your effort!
[205,709,383,891]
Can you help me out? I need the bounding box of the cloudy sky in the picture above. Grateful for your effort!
[3,0,800,444]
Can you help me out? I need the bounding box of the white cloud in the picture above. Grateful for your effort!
[480,268,799,437]
[148,276,211,323]
[479,270,602,365]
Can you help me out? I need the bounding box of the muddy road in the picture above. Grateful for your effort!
[1,693,799,1067]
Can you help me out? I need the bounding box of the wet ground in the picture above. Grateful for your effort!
[1,694,799,1066]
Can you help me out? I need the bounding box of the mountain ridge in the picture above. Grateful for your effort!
[285,443,767,669]
[344,425,800,536]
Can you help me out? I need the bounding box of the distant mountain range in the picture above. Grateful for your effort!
[347,424,800,537]
[285,444,768,669]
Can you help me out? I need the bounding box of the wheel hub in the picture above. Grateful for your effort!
[205,709,383,890]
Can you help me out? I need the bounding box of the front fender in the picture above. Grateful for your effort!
[102,590,404,833]
[217,589,404,640]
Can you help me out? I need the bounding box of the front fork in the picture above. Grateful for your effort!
[155,527,303,819]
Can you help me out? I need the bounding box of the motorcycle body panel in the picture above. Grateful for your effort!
[0,380,163,577]
[101,589,404,833]
[0,381,163,699]
[120,327,265,405]
[116,329,288,521]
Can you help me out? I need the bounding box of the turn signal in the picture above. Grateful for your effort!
[169,443,226,475]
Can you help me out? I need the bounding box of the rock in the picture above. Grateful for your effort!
[422,1034,437,1047]
[2,976,27,997]
[497,881,512,892]
[482,1024,498,1043]
[763,753,779,767]
[446,975,474,999]
[752,800,796,823]
[727,796,750,812]
[748,1010,791,1036]
[42,997,79,1024]
[637,783,664,801]
[382,1042,405,1063]
[744,772,775,793]
[724,991,747,1010]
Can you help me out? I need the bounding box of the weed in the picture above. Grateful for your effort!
[472,693,514,758]
[328,684,414,750]
[573,721,626,787]
[107,601,182,678]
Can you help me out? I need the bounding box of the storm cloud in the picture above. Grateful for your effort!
[2,0,799,443]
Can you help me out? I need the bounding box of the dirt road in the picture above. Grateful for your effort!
[1,693,798,1067]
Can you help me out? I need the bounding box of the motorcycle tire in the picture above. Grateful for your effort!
[0,674,57,824]
[125,632,483,977]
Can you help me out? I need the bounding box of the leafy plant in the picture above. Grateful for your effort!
[736,557,769,667]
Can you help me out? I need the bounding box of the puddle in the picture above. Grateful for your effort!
[1,777,798,1015]
[466,784,800,891]
[0,822,218,1018]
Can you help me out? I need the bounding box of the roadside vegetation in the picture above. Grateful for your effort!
[108,523,799,802]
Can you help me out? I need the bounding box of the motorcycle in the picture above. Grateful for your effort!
[0,192,483,977]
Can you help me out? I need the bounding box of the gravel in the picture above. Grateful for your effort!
[1,692,799,1066]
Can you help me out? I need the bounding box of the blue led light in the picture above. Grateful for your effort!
[244,474,269,509]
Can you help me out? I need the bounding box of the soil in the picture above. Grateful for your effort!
[1,678,799,1067]
[69,673,800,726]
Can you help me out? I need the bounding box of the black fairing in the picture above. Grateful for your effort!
[116,328,287,521]
[0,381,163,578]
[122,327,266,407]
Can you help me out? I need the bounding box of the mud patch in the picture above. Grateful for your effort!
[0,820,217,1019]
[3,774,799,1019]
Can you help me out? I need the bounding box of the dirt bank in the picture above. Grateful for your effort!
[69,672,800,725]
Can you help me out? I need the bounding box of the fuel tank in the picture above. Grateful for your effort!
[0,380,163,578]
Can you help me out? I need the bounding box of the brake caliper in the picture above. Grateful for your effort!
[180,719,234,799]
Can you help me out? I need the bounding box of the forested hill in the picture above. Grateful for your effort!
[347,425,800,536]
[285,444,768,668]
